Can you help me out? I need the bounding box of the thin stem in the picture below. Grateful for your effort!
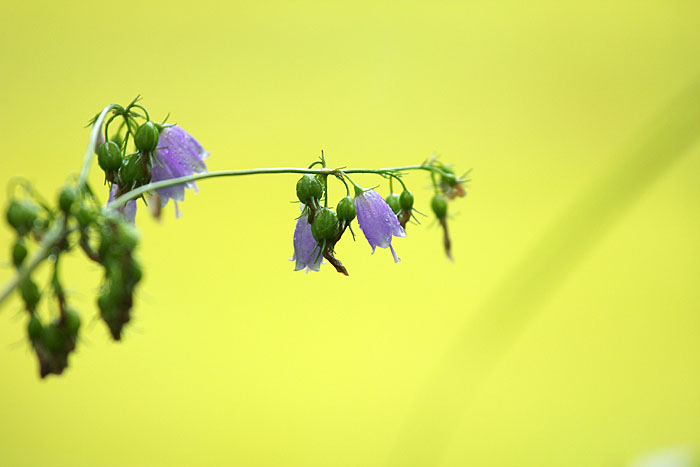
[2,160,452,308]
[388,173,408,191]
[2,103,118,308]
[335,174,351,197]
[322,175,329,207]
[79,104,122,187]
[0,220,69,307]
[131,104,150,121]
[105,165,440,210]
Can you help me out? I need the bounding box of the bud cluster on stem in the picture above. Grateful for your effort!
[1,98,470,378]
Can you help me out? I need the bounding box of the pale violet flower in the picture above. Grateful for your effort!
[151,125,209,217]
[354,189,406,263]
[291,208,322,272]
[108,185,137,223]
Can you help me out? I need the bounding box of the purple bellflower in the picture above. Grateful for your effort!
[151,125,209,217]
[291,207,322,272]
[354,188,407,263]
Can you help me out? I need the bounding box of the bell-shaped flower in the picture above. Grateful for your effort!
[108,185,137,223]
[291,208,322,272]
[354,188,406,263]
[151,125,209,217]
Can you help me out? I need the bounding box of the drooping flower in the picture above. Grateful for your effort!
[354,189,406,263]
[291,208,322,272]
[150,125,209,217]
[108,185,137,223]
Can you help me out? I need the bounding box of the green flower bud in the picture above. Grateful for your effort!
[19,278,41,311]
[97,141,122,172]
[110,133,124,149]
[75,205,95,229]
[12,238,28,267]
[134,121,159,152]
[64,308,81,337]
[336,196,356,222]
[6,199,38,235]
[440,166,458,187]
[400,190,414,210]
[127,258,143,284]
[116,222,139,251]
[98,289,120,324]
[41,323,65,354]
[296,174,324,205]
[311,207,339,242]
[119,153,149,187]
[385,193,401,215]
[58,185,78,213]
[431,194,448,219]
[27,314,43,342]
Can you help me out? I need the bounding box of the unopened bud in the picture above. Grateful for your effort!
[385,193,400,214]
[336,196,356,222]
[58,185,78,213]
[97,141,123,172]
[296,174,323,205]
[400,190,414,210]
[6,200,38,236]
[134,121,159,152]
[119,153,149,187]
[19,278,41,311]
[27,314,43,342]
[431,194,448,219]
[311,207,339,242]
[12,238,28,267]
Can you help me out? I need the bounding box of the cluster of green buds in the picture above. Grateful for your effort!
[295,173,354,274]
[4,176,143,377]
[1,98,468,378]
[428,158,469,260]
[94,97,163,199]
[292,153,468,274]
[96,215,142,340]
[385,185,417,230]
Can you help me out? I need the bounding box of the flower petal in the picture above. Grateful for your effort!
[108,185,137,223]
[151,125,208,209]
[292,208,322,272]
[354,189,406,254]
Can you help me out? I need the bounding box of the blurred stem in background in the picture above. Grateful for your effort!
[389,75,700,466]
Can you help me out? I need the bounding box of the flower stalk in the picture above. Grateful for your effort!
[1,98,469,377]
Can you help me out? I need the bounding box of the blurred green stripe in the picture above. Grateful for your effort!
[390,75,700,467]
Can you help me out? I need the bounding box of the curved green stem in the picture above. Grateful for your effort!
[335,174,351,197]
[131,104,150,121]
[79,104,122,187]
[2,159,453,308]
[105,165,440,210]
[0,218,69,307]
[388,172,408,191]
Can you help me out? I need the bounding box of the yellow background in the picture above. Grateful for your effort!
[1,1,700,466]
